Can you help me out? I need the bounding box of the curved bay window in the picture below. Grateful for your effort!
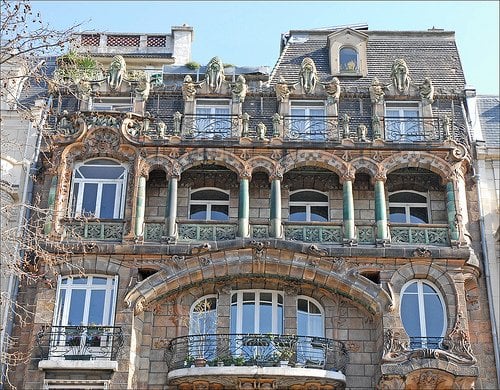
[400,280,446,349]
[70,159,127,219]
[230,291,283,334]
[339,47,358,72]
[289,190,329,222]
[189,188,230,221]
[389,191,429,224]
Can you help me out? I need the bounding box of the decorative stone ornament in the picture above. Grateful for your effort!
[108,55,127,90]
[299,57,318,94]
[275,76,290,102]
[231,75,248,103]
[369,77,385,103]
[390,58,411,94]
[420,77,435,105]
[205,56,225,93]
[181,75,197,101]
[325,77,341,104]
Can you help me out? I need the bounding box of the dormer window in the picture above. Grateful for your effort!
[339,47,358,73]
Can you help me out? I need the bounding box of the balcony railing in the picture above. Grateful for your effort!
[63,220,125,241]
[384,116,445,142]
[284,222,343,243]
[36,325,124,361]
[390,224,450,246]
[283,115,339,142]
[177,222,237,241]
[182,113,240,140]
[165,333,348,372]
[409,336,444,350]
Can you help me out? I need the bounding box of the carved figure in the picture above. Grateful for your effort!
[57,110,75,135]
[390,59,410,94]
[157,121,166,139]
[369,77,385,103]
[420,77,434,105]
[341,113,351,138]
[232,75,248,102]
[182,75,197,101]
[272,113,282,137]
[357,124,368,142]
[135,71,150,100]
[372,114,382,139]
[443,115,452,139]
[256,122,267,140]
[325,77,341,104]
[275,76,290,102]
[108,55,126,90]
[205,56,225,93]
[299,57,318,94]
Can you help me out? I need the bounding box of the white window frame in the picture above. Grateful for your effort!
[339,46,359,73]
[400,280,447,348]
[230,290,284,334]
[89,96,133,112]
[190,295,218,335]
[296,296,324,337]
[70,159,127,219]
[189,187,230,221]
[289,189,329,222]
[195,99,231,139]
[289,101,326,140]
[53,275,118,327]
[385,102,422,141]
[388,190,431,224]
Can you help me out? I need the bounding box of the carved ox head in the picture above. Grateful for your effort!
[390,58,410,94]
[299,57,318,94]
[108,55,127,91]
[205,56,225,93]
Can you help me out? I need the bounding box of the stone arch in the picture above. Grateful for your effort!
[144,154,178,176]
[382,151,453,181]
[279,150,346,177]
[177,149,246,176]
[124,249,391,317]
[349,157,380,178]
[246,156,275,177]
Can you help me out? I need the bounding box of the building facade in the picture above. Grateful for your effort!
[8,26,499,389]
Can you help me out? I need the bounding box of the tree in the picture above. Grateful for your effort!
[0,1,85,387]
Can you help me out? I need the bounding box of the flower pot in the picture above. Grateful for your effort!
[194,357,207,367]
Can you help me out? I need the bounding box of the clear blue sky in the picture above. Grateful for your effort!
[32,1,499,95]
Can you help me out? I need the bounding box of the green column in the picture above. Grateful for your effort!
[44,176,58,235]
[135,176,146,237]
[166,176,178,238]
[343,179,356,243]
[238,177,250,238]
[446,181,460,242]
[374,179,389,243]
[270,178,282,238]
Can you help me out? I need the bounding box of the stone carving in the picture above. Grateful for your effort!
[232,74,248,102]
[307,244,327,256]
[369,77,385,103]
[108,55,126,90]
[199,257,212,266]
[413,247,432,257]
[341,113,351,139]
[299,57,318,94]
[157,121,167,139]
[442,312,476,362]
[357,124,368,142]
[241,113,250,137]
[249,240,270,261]
[86,113,120,129]
[256,122,267,140]
[325,77,341,104]
[372,114,382,139]
[390,58,411,94]
[173,111,182,136]
[443,115,452,140]
[272,113,282,137]
[85,129,120,153]
[383,328,409,362]
[130,70,150,100]
[420,77,434,105]
[182,75,197,101]
[56,110,77,135]
[191,242,212,254]
[378,376,405,390]
[275,76,290,102]
[414,371,440,388]
[205,56,225,93]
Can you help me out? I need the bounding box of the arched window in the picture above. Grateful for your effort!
[339,47,358,72]
[70,159,127,219]
[190,296,217,335]
[400,280,446,349]
[289,190,329,222]
[389,191,429,224]
[189,188,230,221]
[297,297,324,337]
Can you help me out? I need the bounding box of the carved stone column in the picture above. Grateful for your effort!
[238,175,250,238]
[166,174,179,239]
[269,174,282,238]
[452,166,470,246]
[374,174,390,245]
[134,175,146,238]
[341,173,356,245]
[44,175,58,235]
[446,181,460,244]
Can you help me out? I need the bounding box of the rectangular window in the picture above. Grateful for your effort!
[194,100,231,139]
[90,97,133,112]
[289,101,326,141]
[385,102,422,142]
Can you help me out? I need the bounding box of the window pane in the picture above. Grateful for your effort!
[93,277,107,285]
[289,206,307,221]
[68,290,86,326]
[424,294,444,336]
[88,290,106,325]
[401,293,421,337]
[210,205,229,221]
[190,205,207,220]
[80,166,124,179]
[100,184,117,219]
[340,47,358,71]
[297,311,307,335]
[260,292,272,303]
[310,206,328,222]
[73,278,88,284]
[298,299,308,313]
[259,302,273,333]
[82,184,98,216]
[389,193,427,203]
[389,207,406,223]
[290,191,328,202]
[410,207,429,223]
[191,190,229,201]
[277,305,283,334]
[242,302,255,333]
[310,315,323,337]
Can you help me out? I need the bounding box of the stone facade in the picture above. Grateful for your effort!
[7,26,499,390]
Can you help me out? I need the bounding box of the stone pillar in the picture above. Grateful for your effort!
[446,181,460,243]
[238,176,250,238]
[452,166,470,246]
[44,176,58,235]
[374,176,390,244]
[134,176,146,238]
[269,176,282,238]
[342,175,356,245]
[166,175,179,239]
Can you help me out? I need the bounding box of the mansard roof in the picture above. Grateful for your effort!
[477,95,500,148]
[270,29,466,93]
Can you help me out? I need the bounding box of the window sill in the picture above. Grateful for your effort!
[38,359,118,371]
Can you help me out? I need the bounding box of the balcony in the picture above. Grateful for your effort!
[409,336,444,350]
[62,220,125,241]
[165,334,348,387]
[283,115,339,141]
[36,325,124,370]
[389,224,450,246]
[284,222,343,244]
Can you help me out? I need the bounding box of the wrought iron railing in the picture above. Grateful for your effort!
[165,334,348,372]
[390,224,450,246]
[182,113,240,140]
[383,116,445,142]
[284,223,343,243]
[283,115,339,142]
[63,220,125,241]
[409,336,444,349]
[36,325,124,361]
[177,222,237,241]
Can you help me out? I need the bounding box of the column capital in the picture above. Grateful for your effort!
[373,170,387,183]
[269,165,284,181]
[167,164,181,180]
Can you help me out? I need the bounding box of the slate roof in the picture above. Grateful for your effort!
[270,29,466,93]
[477,95,500,148]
